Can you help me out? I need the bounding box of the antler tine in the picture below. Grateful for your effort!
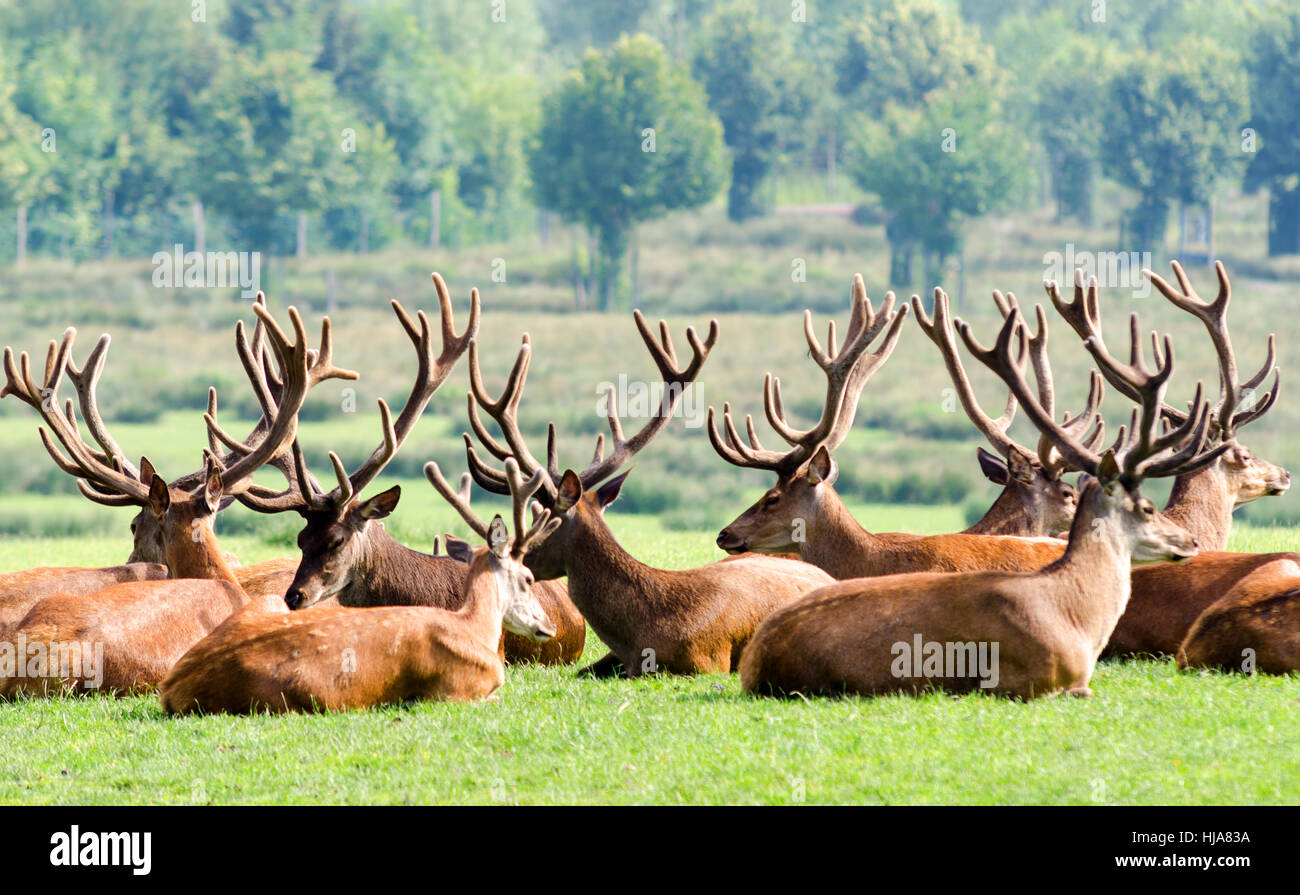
[2,329,153,504]
[956,308,1104,477]
[705,403,794,473]
[465,335,555,500]
[574,312,719,490]
[424,460,492,541]
[63,333,139,481]
[911,287,1027,461]
[1144,260,1278,440]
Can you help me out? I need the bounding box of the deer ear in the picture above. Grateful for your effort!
[555,470,583,512]
[595,471,630,509]
[1097,450,1121,488]
[358,485,401,520]
[444,534,473,564]
[202,470,223,515]
[976,447,1009,485]
[1006,447,1037,485]
[488,515,510,558]
[148,474,170,520]
[139,456,156,485]
[806,446,834,484]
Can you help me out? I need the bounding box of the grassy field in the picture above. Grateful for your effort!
[1,505,1297,806]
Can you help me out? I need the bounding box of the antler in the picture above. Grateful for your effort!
[956,306,1228,485]
[425,458,559,558]
[466,311,718,504]
[707,274,909,477]
[1143,260,1279,440]
[237,273,480,514]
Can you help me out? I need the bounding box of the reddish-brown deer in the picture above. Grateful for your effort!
[460,313,834,677]
[709,278,1073,579]
[159,458,562,713]
[0,301,343,697]
[740,304,1223,700]
[228,292,584,665]
[1046,265,1293,659]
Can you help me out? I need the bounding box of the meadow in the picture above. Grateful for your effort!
[1,197,1298,805]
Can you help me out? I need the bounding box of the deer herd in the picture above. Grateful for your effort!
[0,261,1296,713]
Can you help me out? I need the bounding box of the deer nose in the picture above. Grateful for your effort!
[284,591,304,610]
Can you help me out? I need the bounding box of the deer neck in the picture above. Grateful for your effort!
[345,522,463,608]
[1163,462,1234,551]
[560,507,663,639]
[964,485,1033,536]
[1038,486,1132,655]
[166,522,242,590]
[454,551,509,654]
[798,486,889,577]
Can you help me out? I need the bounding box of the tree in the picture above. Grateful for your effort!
[1244,4,1300,255]
[692,3,811,221]
[847,87,1027,290]
[0,41,51,264]
[1033,34,1116,225]
[531,35,725,309]
[1100,37,1249,254]
[186,50,364,257]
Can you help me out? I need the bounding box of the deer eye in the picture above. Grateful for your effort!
[1142,504,1155,516]
[762,495,780,509]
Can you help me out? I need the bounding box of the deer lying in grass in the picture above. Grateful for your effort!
[709,278,1079,579]
[228,295,584,665]
[0,564,168,640]
[460,312,834,677]
[1046,265,1293,658]
[0,301,343,697]
[0,291,355,600]
[160,458,560,714]
[740,304,1224,699]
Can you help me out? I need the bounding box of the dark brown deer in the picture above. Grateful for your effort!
[230,289,584,666]
[1047,265,1294,658]
[159,458,562,713]
[709,277,1071,580]
[740,304,1224,700]
[460,312,834,677]
[913,286,1103,537]
[0,301,337,696]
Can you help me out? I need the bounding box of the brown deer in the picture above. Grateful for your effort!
[740,304,1224,700]
[159,458,562,714]
[228,294,584,666]
[0,301,341,697]
[0,564,168,640]
[460,312,834,677]
[709,277,1072,580]
[1046,265,1293,658]
[913,286,1103,537]
[0,291,352,599]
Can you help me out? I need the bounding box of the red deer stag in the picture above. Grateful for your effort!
[160,458,561,713]
[1047,266,1294,659]
[740,304,1224,699]
[460,313,834,677]
[0,301,338,697]
[709,277,1071,579]
[913,286,1103,537]
[228,294,584,666]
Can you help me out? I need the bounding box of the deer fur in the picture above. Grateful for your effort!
[0,563,168,640]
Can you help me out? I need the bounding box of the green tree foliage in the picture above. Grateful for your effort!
[1244,3,1300,256]
[531,35,725,309]
[1100,36,1249,253]
[693,3,811,221]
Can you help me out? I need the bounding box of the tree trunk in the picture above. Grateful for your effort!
[429,190,441,250]
[825,128,837,199]
[15,206,27,266]
[630,227,639,307]
[570,227,586,311]
[1206,198,1215,266]
[193,200,205,255]
[359,207,370,254]
[103,188,115,259]
[296,212,308,260]
[1267,184,1300,256]
[325,267,337,314]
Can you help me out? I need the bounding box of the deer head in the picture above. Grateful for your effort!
[708,275,909,553]
[234,274,480,609]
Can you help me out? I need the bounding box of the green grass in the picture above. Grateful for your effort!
[1,504,1297,805]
